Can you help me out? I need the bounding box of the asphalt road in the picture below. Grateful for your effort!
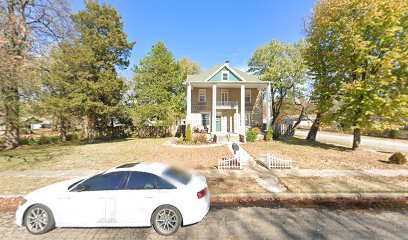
[2,207,407,240]
[295,130,408,153]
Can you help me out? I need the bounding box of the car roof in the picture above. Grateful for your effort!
[106,162,170,175]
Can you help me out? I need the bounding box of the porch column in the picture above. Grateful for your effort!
[212,84,217,133]
[240,84,245,135]
[186,82,192,124]
[266,82,271,129]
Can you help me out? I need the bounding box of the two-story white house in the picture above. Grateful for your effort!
[184,61,271,138]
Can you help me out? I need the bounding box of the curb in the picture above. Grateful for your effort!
[1,193,407,212]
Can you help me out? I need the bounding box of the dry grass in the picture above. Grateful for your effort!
[0,138,232,171]
[207,177,267,195]
[0,177,68,194]
[279,176,408,193]
[243,138,408,170]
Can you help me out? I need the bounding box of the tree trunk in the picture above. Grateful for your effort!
[84,112,96,142]
[352,128,361,150]
[3,86,20,149]
[306,113,321,142]
[60,119,66,142]
[111,118,115,139]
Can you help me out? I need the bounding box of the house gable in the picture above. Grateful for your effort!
[207,67,242,82]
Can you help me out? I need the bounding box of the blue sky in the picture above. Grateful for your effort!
[71,0,315,74]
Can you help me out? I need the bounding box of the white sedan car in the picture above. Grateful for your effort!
[16,162,210,236]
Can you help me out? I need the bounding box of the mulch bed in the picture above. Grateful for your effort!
[0,197,23,212]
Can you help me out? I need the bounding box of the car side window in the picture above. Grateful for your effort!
[126,172,175,190]
[80,172,127,191]
[155,175,176,189]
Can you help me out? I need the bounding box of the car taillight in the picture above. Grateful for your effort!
[197,187,208,199]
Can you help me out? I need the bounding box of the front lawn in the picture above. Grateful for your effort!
[0,138,232,171]
[207,177,267,195]
[0,177,68,195]
[243,138,408,170]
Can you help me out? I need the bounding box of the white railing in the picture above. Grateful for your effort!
[217,155,243,170]
[216,101,238,108]
[260,153,293,169]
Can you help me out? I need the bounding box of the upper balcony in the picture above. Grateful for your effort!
[217,101,238,109]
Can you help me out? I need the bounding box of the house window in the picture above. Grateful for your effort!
[198,89,206,102]
[222,71,229,81]
[201,114,210,127]
[245,113,250,127]
[221,90,228,105]
[245,90,251,103]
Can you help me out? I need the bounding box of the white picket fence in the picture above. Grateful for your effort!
[260,153,293,169]
[217,155,243,170]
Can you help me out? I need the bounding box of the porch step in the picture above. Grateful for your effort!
[216,133,240,143]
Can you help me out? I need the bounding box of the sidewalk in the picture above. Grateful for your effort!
[1,168,407,178]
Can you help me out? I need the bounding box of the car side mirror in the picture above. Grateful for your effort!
[73,183,87,192]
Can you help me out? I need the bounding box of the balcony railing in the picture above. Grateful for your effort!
[216,101,238,108]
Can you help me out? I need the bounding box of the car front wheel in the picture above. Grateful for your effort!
[152,205,182,236]
[24,204,55,235]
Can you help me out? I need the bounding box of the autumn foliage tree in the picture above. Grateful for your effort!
[248,40,308,126]
[305,0,408,149]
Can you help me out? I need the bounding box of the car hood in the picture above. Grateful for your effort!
[24,177,84,200]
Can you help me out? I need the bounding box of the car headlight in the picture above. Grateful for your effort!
[19,198,27,206]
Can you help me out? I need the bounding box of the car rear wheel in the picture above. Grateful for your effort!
[152,205,182,236]
[24,204,55,235]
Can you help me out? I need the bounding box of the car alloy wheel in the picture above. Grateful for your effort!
[152,205,181,236]
[25,204,55,235]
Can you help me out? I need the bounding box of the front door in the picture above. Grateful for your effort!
[216,116,221,132]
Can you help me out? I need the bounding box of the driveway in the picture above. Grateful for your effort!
[2,207,407,240]
[295,130,408,153]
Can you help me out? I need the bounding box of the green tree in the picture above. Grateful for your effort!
[43,0,134,142]
[132,41,179,137]
[305,0,408,149]
[248,40,308,126]
[172,57,201,121]
[0,0,71,149]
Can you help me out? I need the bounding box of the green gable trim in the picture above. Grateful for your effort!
[208,67,242,82]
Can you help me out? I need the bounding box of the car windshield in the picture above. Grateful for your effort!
[68,171,105,191]
[163,167,192,185]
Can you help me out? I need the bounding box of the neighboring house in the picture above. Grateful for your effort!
[30,120,53,130]
[184,61,271,136]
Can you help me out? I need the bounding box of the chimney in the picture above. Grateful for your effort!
[225,60,230,65]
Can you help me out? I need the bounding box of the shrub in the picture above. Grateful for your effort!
[389,152,406,165]
[19,137,30,145]
[266,127,273,141]
[28,138,39,145]
[193,133,207,143]
[246,129,257,142]
[186,124,192,142]
[252,127,261,135]
[389,129,399,138]
[176,135,184,143]
[66,133,80,142]
[38,136,51,145]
